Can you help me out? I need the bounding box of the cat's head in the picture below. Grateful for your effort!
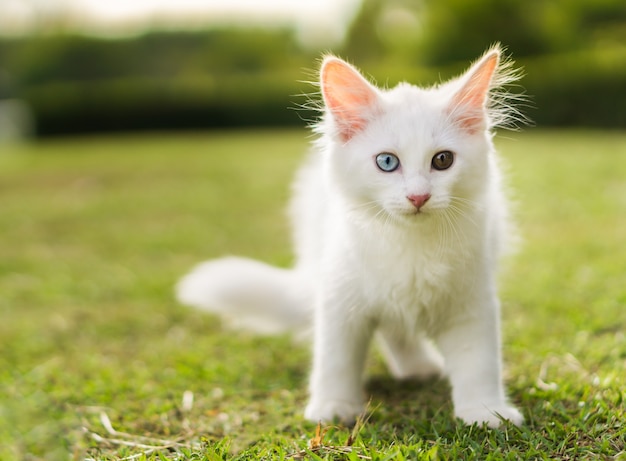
[316,45,523,224]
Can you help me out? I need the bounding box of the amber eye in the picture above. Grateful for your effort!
[431,150,454,171]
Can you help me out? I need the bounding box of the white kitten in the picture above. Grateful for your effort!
[177,45,525,428]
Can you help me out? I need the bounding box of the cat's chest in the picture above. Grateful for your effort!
[352,227,469,329]
[323,213,486,331]
[362,245,450,303]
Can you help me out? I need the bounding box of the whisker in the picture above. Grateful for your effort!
[435,211,451,261]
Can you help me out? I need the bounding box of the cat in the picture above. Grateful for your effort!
[176,44,525,428]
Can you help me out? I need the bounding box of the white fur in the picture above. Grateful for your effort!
[177,45,524,428]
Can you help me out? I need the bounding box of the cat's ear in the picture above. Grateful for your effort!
[320,56,380,141]
[449,48,500,132]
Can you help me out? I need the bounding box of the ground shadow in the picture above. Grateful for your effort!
[363,374,457,436]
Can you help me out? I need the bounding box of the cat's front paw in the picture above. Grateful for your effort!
[304,399,364,424]
[455,403,523,428]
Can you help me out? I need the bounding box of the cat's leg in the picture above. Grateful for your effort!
[304,292,373,424]
[435,296,523,428]
[376,330,444,380]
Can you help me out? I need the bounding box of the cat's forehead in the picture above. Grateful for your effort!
[378,83,450,132]
[383,82,447,108]
[368,82,460,151]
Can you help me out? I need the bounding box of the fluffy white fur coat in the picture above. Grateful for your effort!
[177,45,524,427]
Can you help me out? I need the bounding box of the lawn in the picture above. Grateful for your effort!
[1,129,625,460]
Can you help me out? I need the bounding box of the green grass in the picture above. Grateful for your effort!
[1,129,625,460]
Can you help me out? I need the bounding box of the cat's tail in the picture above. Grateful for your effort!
[176,257,312,335]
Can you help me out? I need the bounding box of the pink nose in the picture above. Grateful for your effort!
[407,193,431,210]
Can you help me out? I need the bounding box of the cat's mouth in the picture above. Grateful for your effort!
[392,206,433,222]
[410,207,428,215]
[361,203,433,224]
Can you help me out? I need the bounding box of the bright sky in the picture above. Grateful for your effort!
[0,0,362,45]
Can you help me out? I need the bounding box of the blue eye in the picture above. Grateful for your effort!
[375,152,400,172]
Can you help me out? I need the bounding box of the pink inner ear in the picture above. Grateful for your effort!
[450,51,499,132]
[321,58,378,141]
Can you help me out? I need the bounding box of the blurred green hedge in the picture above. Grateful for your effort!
[18,48,626,135]
[521,47,626,127]
[0,30,318,136]
[22,74,310,136]
[1,30,625,136]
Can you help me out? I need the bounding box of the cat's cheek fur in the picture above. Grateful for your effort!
[325,139,388,214]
